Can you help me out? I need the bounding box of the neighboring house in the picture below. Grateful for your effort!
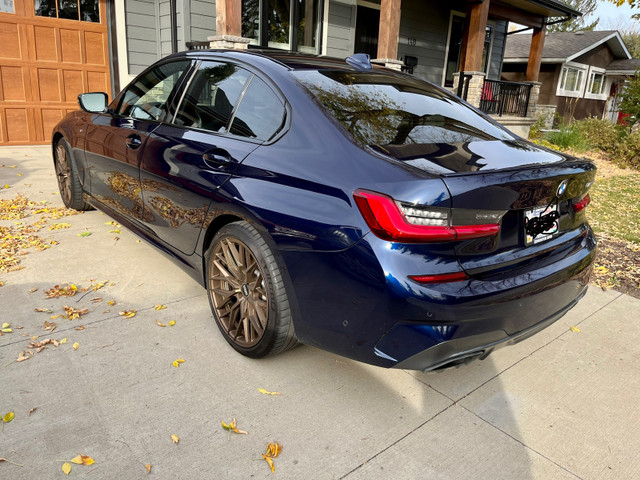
[503,30,635,123]
[0,0,579,145]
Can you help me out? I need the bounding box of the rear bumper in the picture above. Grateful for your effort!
[282,226,596,370]
[392,285,587,371]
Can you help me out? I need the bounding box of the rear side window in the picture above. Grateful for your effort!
[118,60,191,121]
[173,61,252,132]
[293,70,514,146]
[230,77,285,141]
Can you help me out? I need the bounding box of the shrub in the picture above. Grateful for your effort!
[544,123,590,152]
[573,117,620,152]
[613,129,640,170]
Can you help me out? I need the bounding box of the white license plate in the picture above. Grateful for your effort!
[525,204,559,245]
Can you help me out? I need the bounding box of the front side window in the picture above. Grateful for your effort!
[118,61,191,121]
[35,0,99,22]
[295,70,514,147]
[173,61,252,132]
[557,64,587,97]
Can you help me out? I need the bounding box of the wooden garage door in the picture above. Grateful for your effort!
[0,0,111,145]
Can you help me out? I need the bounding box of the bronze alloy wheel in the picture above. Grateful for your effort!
[55,143,73,206]
[208,236,269,347]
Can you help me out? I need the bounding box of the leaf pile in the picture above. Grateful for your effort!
[0,195,82,272]
[591,235,640,298]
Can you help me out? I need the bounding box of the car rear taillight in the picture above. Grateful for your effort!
[353,189,504,243]
[572,194,591,212]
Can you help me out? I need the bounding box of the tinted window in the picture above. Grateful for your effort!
[230,77,285,141]
[173,62,251,133]
[118,61,191,121]
[294,70,514,146]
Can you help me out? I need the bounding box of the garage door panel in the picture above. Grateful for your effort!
[5,108,31,143]
[1,66,27,102]
[87,71,107,93]
[60,28,82,63]
[85,31,106,65]
[41,109,64,140]
[34,25,59,62]
[37,68,62,102]
[0,21,21,59]
[63,69,85,101]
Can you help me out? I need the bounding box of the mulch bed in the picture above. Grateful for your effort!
[592,235,640,299]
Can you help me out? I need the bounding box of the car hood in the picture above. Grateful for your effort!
[374,140,567,176]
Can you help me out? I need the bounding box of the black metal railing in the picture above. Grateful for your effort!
[456,72,473,100]
[186,41,210,50]
[480,79,532,117]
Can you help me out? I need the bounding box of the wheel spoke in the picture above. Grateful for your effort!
[208,234,270,348]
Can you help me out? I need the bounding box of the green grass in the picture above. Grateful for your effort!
[588,174,640,244]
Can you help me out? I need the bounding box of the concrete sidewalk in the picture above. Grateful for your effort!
[1,146,638,479]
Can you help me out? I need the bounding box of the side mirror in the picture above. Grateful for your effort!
[78,92,109,113]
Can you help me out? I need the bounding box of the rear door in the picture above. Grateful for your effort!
[83,60,192,223]
[139,60,287,255]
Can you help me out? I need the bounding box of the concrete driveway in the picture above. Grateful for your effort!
[1,146,638,479]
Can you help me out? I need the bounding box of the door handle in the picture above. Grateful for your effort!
[203,149,235,169]
[125,134,142,150]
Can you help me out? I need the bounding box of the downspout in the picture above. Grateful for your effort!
[170,0,178,53]
[106,0,119,96]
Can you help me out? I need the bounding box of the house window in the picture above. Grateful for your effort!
[557,63,587,97]
[242,0,321,53]
[0,0,15,14]
[35,0,100,22]
[585,67,607,100]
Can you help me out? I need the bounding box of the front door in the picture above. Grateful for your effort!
[83,60,192,223]
[354,5,380,59]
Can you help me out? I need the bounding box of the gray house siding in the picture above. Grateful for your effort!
[189,0,217,43]
[397,1,451,85]
[488,20,507,80]
[325,0,355,59]
[126,0,159,76]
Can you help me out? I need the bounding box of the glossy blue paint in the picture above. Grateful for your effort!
[52,49,597,371]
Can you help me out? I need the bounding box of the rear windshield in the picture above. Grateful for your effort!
[293,70,515,147]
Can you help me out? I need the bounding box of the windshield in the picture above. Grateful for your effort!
[293,70,515,147]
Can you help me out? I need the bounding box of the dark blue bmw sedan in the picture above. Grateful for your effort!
[52,50,596,371]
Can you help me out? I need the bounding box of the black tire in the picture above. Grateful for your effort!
[54,138,92,211]
[205,221,298,358]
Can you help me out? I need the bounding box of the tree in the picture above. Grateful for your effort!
[605,0,640,20]
[619,70,640,127]
[600,17,640,58]
[547,0,599,32]
[621,29,640,57]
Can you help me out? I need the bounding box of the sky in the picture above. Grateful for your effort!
[588,1,638,29]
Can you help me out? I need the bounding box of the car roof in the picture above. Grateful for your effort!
[171,48,390,73]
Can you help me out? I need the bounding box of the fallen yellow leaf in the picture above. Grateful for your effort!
[70,454,95,466]
[171,433,179,444]
[60,338,67,344]
[1,328,12,333]
[119,310,136,319]
[172,358,185,368]
[1,322,9,328]
[107,300,116,306]
[3,411,15,423]
[156,319,166,327]
[262,454,275,473]
[169,320,176,326]
[145,464,152,473]
[73,342,79,350]
[221,418,248,435]
[154,304,167,310]
[570,326,581,333]
[258,388,281,396]
[62,462,72,475]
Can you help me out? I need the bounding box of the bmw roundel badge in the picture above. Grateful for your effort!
[557,180,568,197]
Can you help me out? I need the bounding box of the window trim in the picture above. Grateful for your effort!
[584,66,608,100]
[556,62,588,98]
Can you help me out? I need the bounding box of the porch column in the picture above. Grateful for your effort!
[526,26,546,82]
[216,0,242,37]
[459,0,490,72]
[210,0,250,49]
[376,0,401,61]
